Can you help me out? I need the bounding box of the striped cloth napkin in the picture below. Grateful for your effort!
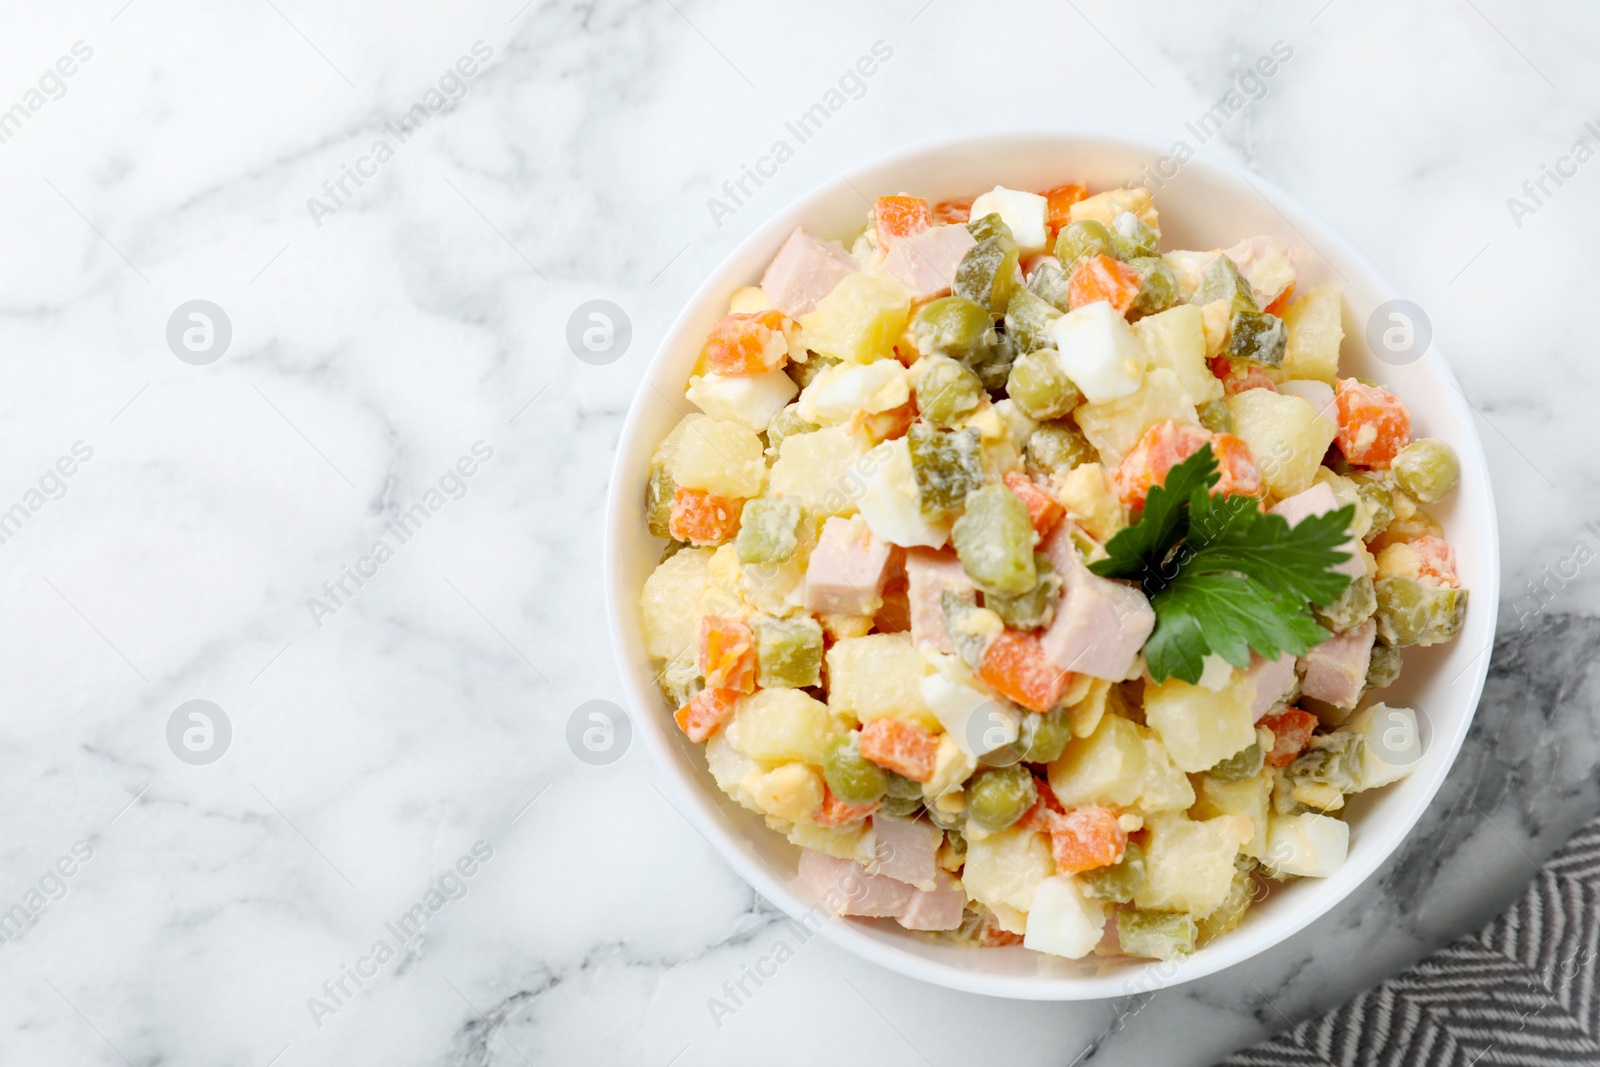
[1224,815,1600,1066]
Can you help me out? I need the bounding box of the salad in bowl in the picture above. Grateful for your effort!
[634,177,1470,965]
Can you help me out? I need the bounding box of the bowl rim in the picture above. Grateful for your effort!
[603,126,1500,1000]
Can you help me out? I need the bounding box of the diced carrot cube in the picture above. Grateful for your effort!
[702,310,792,376]
[669,487,744,546]
[1259,708,1318,768]
[1335,378,1412,468]
[874,195,932,248]
[1211,432,1265,500]
[1004,471,1065,537]
[698,616,757,693]
[1048,806,1128,873]
[816,786,879,827]
[977,631,1077,713]
[1263,281,1296,317]
[1067,254,1144,316]
[1042,182,1088,237]
[933,196,974,225]
[1209,356,1279,396]
[1411,535,1460,588]
[1018,777,1066,834]
[856,396,917,443]
[858,717,940,782]
[979,910,1025,947]
[1114,420,1211,510]
[673,687,741,743]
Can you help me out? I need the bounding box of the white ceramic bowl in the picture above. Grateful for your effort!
[604,130,1499,999]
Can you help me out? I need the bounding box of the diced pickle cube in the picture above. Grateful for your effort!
[939,590,1001,670]
[984,552,1061,630]
[1192,254,1260,313]
[1006,350,1081,420]
[907,423,986,518]
[967,212,1015,244]
[1117,910,1198,961]
[1004,287,1062,356]
[1349,471,1395,536]
[1055,219,1115,267]
[1208,742,1265,782]
[1374,577,1468,647]
[786,353,839,390]
[954,235,1020,315]
[1109,211,1160,260]
[1026,258,1073,313]
[755,614,824,689]
[766,403,819,457]
[735,497,802,565]
[1024,421,1097,477]
[951,484,1038,596]
[909,354,984,428]
[1126,256,1180,319]
[1019,704,1073,763]
[646,464,677,539]
[1365,641,1402,690]
[1391,438,1460,503]
[1314,573,1377,632]
[912,296,993,363]
[968,331,1017,393]
[1196,399,1233,434]
[1285,731,1366,793]
[1227,310,1287,367]
[1079,840,1147,903]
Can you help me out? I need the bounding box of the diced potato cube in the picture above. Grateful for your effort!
[1281,285,1344,383]
[725,689,843,765]
[1225,388,1338,499]
[1264,812,1349,878]
[748,762,824,823]
[1144,673,1257,774]
[671,414,767,498]
[1132,304,1222,406]
[1069,187,1158,233]
[1134,812,1252,917]
[1133,735,1196,815]
[826,633,940,730]
[1074,367,1201,466]
[1023,875,1108,959]
[639,547,714,659]
[705,730,774,813]
[1190,772,1272,859]
[769,424,874,516]
[1048,713,1147,809]
[799,273,913,364]
[962,825,1054,913]
[787,818,870,861]
[1065,677,1114,738]
[1050,463,1124,544]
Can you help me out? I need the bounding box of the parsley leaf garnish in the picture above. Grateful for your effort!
[1089,444,1356,684]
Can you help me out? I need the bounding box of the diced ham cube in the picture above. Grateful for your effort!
[1245,651,1297,721]
[760,228,860,318]
[877,224,976,301]
[1298,617,1376,709]
[796,850,914,918]
[1270,483,1365,578]
[871,815,942,891]
[897,870,966,931]
[803,516,893,616]
[904,548,975,654]
[1039,526,1155,681]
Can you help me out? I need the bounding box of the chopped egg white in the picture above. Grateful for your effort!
[1048,300,1146,403]
[969,186,1050,254]
[686,369,798,432]
[1264,812,1349,878]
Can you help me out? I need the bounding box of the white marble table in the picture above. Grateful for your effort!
[2,2,1596,1064]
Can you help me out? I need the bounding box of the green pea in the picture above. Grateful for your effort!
[1109,211,1159,260]
[954,235,1020,315]
[1006,349,1081,420]
[878,793,923,817]
[924,800,965,832]
[965,765,1037,831]
[822,733,888,805]
[1313,574,1377,633]
[1126,256,1180,320]
[1374,577,1468,647]
[766,404,818,457]
[786,353,839,390]
[1055,219,1114,266]
[1024,420,1097,477]
[909,354,984,428]
[912,296,993,364]
[967,212,1014,244]
[1020,705,1073,764]
[1197,400,1234,435]
[1208,741,1264,782]
[1391,439,1460,504]
[884,770,924,800]
[1365,641,1402,691]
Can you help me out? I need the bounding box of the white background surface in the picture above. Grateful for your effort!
[1,2,1597,1065]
